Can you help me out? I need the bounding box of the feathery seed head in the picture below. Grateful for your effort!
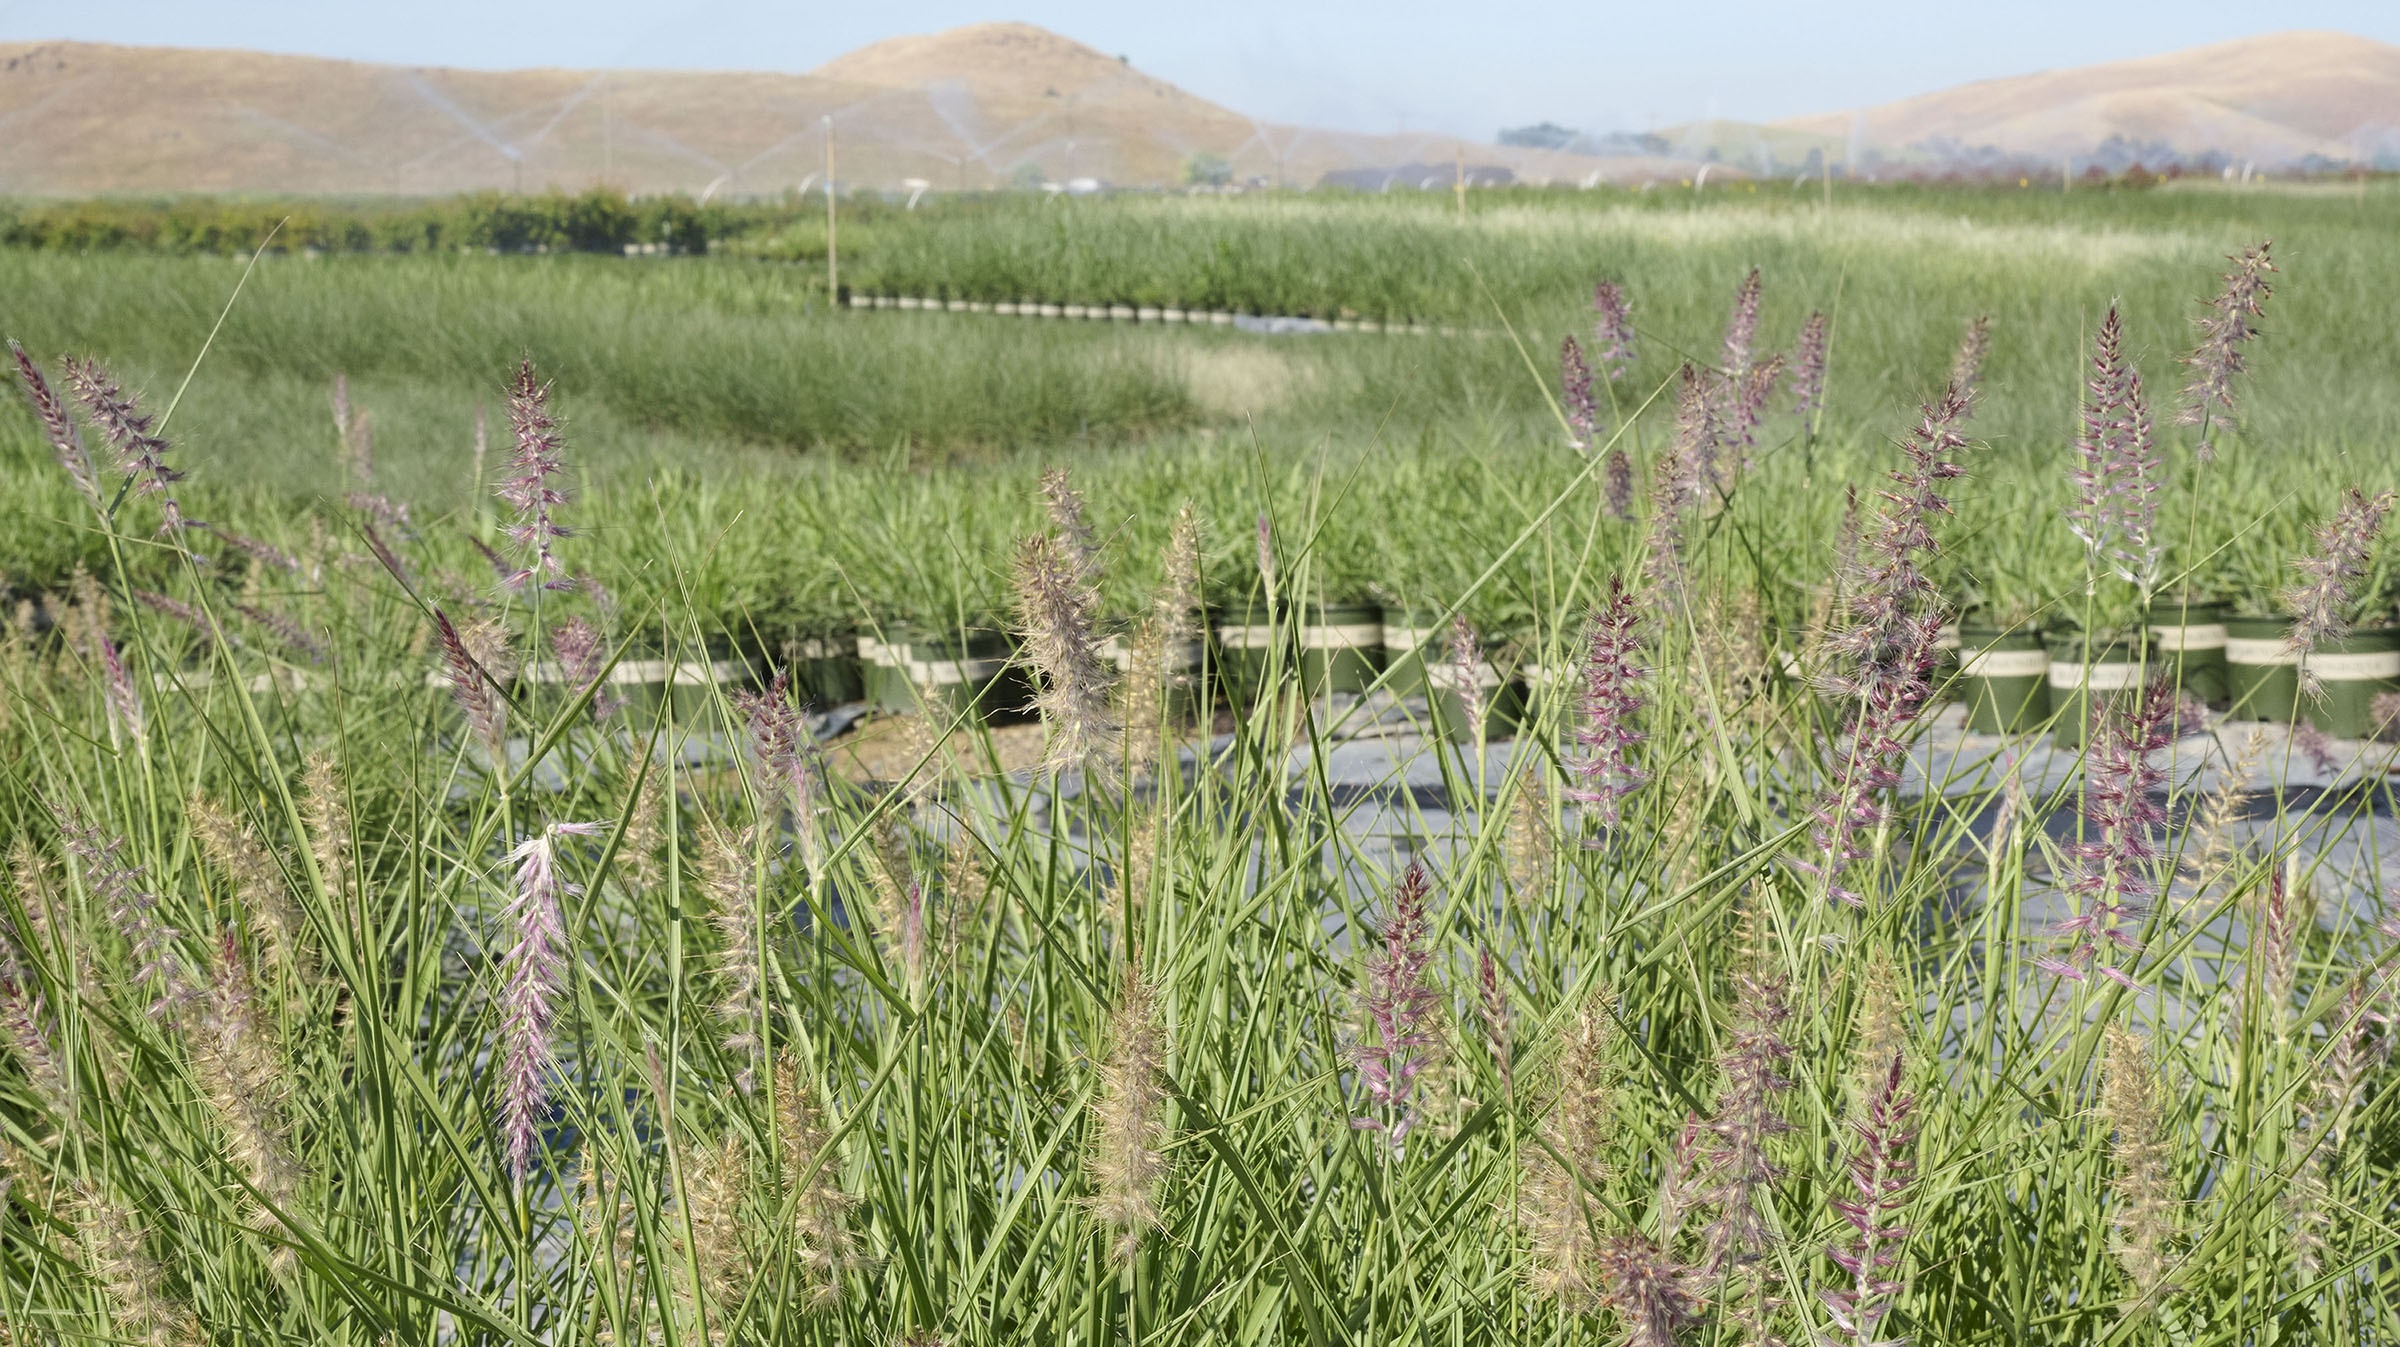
[1721,266,1763,377]
[1560,333,1598,451]
[2178,240,2274,455]
[775,1050,867,1308]
[2043,680,2173,987]
[1821,1050,1918,1347]
[1013,530,1114,775]
[9,340,101,505]
[732,673,824,869]
[1591,279,1636,379]
[2100,1024,2179,1300]
[65,357,195,535]
[1603,446,1635,522]
[1951,314,1993,411]
[2066,306,2163,592]
[1349,861,1441,1153]
[435,608,510,762]
[1564,579,1647,832]
[1087,962,1171,1265]
[1599,1233,1700,1347]
[1790,310,1830,418]
[2284,485,2394,697]
[498,359,574,591]
[1803,385,1969,903]
[497,820,606,1179]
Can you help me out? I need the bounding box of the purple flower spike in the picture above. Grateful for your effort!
[552,616,618,721]
[1790,311,1830,418]
[1603,447,1635,523]
[497,820,606,1179]
[2178,240,2274,459]
[435,609,509,761]
[1720,267,1763,378]
[65,357,195,535]
[1564,580,1647,833]
[2285,486,2395,699]
[1591,280,1636,380]
[1560,334,1598,452]
[2049,681,2173,983]
[2066,307,2162,591]
[499,359,575,592]
[97,630,146,745]
[1803,387,1970,904]
[1820,1051,1917,1346]
[1348,862,1440,1155]
[8,341,101,505]
[733,673,824,869]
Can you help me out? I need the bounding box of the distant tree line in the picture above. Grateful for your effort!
[0,187,806,256]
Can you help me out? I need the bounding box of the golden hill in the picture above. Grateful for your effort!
[1776,30,2400,166]
[0,24,1670,197]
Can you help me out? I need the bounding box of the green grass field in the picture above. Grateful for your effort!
[5,182,2397,641]
[1,183,2398,1346]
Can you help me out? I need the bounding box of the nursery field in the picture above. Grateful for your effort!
[1,182,2399,1346]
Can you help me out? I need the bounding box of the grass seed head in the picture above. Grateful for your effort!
[1087,962,1171,1265]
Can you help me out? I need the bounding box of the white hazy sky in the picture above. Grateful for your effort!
[7,2,2399,139]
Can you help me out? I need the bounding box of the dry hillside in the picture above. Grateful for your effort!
[1776,30,2400,166]
[0,24,1668,197]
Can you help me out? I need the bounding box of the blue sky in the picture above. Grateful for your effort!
[7,1,2398,139]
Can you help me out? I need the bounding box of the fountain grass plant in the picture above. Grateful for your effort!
[3,287,2399,1346]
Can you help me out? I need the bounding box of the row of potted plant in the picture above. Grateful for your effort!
[1954,601,2400,742]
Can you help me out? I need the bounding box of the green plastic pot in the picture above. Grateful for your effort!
[1297,602,1384,698]
[859,625,1018,717]
[2044,631,2151,748]
[2145,600,2229,708]
[1958,626,2048,734]
[533,649,753,719]
[1379,605,1441,699]
[2225,616,2299,723]
[782,635,864,708]
[2299,626,2400,739]
[1211,598,1276,703]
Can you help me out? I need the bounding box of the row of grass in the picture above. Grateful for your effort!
[3,184,2395,640]
[2,342,2395,1343]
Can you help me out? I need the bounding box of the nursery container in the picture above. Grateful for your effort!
[1957,625,2048,734]
[858,625,1017,717]
[533,651,753,720]
[1379,605,1442,699]
[1211,599,1276,703]
[782,635,864,708]
[2299,626,2400,740]
[2225,616,2300,723]
[1297,602,1384,697]
[2045,630,2151,749]
[2146,600,2230,707]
